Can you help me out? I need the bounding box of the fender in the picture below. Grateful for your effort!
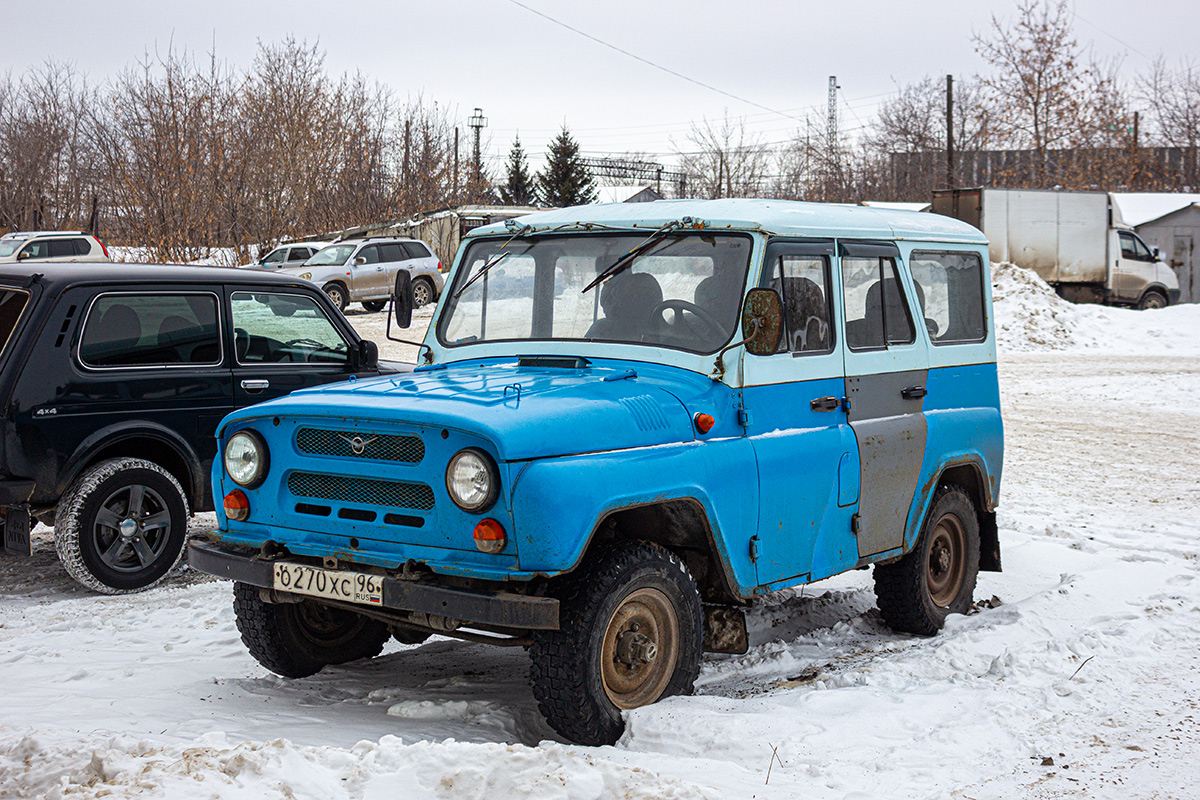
[509,437,760,598]
[901,453,1000,571]
[57,420,204,505]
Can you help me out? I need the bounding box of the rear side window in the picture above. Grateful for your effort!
[73,238,92,255]
[80,293,221,367]
[402,241,431,259]
[379,243,406,262]
[909,251,987,344]
[0,289,30,360]
[46,240,75,258]
[842,257,915,350]
[769,254,834,354]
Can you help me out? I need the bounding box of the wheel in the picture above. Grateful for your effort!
[412,277,434,308]
[362,299,387,313]
[232,582,390,678]
[322,282,348,311]
[529,540,703,746]
[874,483,980,635]
[1138,290,1167,310]
[54,458,190,594]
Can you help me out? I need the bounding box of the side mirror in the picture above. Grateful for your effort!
[16,251,29,260]
[741,288,783,355]
[355,339,379,371]
[1153,247,1161,260]
[355,256,366,265]
[393,271,413,329]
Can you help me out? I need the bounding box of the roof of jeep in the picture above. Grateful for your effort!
[0,262,321,293]
[465,198,988,244]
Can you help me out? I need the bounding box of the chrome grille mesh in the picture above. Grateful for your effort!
[295,427,424,463]
[287,471,435,511]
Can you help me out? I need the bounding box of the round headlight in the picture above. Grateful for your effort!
[445,448,498,513]
[225,430,268,488]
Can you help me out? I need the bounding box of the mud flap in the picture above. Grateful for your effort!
[3,506,31,557]
[703,605,749,654]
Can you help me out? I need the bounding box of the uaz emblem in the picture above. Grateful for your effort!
[337,433,377,455]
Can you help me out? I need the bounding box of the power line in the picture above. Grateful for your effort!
[505,0,804,123]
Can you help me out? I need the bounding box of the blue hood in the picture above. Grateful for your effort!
[222,359,730,461]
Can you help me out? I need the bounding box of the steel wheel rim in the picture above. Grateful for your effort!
[295,601,361,647]
[926,513,966,607]
[600,587,679,710]
[90,484,172,573]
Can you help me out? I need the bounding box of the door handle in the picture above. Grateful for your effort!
[901,385,927,399]
[241,379,270,391]
[810,395,841,412]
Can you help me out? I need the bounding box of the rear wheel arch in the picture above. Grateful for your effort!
[60,429,203,513]
[930,460,999,573]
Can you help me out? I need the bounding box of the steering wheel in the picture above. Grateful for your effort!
[651,299,726,341]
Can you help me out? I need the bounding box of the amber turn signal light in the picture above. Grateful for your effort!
[694,412,715,434]
[473,518,506,554]
[224,489,250,521]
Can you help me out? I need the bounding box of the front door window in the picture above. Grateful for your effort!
[230,292,349,365]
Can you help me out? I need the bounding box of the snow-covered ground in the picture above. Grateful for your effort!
[3,269,1200,799]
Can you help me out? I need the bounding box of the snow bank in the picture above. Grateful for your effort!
[992,262,1200,355]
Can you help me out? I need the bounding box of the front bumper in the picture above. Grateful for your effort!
[188,540,559,630]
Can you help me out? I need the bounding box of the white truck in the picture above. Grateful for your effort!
[932,188,1180,309]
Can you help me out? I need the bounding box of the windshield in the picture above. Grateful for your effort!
[0,240,26,258]
[304,244,355,266]
[438,233,752,354]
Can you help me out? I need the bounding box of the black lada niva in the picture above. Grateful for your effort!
[0,263,400,592]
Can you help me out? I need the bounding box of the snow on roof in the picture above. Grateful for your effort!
[860,201,932,213]
[595,185,657,204]
[1111,193,1200,227]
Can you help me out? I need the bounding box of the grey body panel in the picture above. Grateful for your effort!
[845,369,928,557]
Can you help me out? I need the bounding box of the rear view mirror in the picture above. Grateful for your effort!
[741,288,783,355]
[393,271,413,329]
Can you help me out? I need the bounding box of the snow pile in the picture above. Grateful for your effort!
[991,262,1200,355]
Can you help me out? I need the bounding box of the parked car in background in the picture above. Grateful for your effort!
[243,242,330,271]
[0,231,111,263]
[0,263,405,594]
[285,237,443,312]
[190,199,1004,746]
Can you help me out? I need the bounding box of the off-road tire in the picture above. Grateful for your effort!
[412,277,434,308]
[232,582,390,678]
[323,282,348,311]
[529,540,703,746]
[1138,290,1168,310]
[55,458,189,594]
[362,299,387,313]
[874,483,980,636]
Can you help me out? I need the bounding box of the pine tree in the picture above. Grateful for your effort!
[499,135,537,205]
[537,125,597,207]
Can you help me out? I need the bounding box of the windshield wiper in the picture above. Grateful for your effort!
[453,222,532,299]
[581,219,686,294]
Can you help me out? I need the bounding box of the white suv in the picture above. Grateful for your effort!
[285,237,444,312]
[243,241,330,270]
[0,231,111,263]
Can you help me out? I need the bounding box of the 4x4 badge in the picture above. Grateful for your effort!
[337,433,377,455]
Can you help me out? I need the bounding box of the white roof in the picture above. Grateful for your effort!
[595,185,657,204]
[860,201,931,213]
[1111,193,1200,227]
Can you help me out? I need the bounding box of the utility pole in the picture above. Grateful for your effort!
[827,76,840,192]
[453,127,460,201]
[468,107,487,184]
[946,74,955,189]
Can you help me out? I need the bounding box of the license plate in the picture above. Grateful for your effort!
[273,562,384,606]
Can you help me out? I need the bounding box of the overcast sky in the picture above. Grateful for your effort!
[5,0,1195,173]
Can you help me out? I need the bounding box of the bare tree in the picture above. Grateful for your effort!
[1141,56,1200,187]
[676,113,771,199]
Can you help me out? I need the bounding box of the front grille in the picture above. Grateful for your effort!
[295,427,424,463]
[288,471,435,511]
